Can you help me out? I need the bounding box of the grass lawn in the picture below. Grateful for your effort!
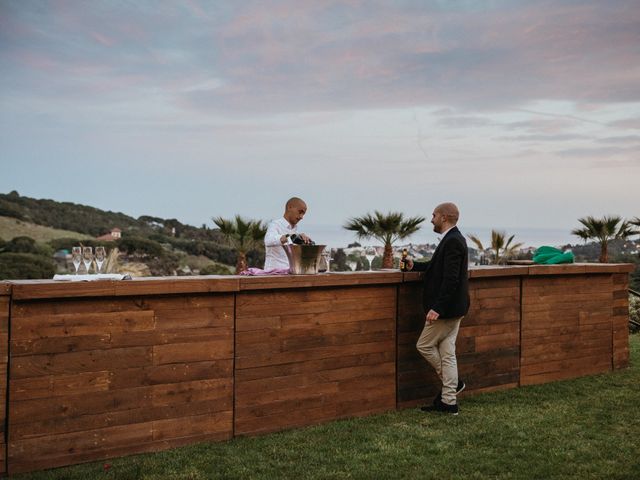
[0,216,91,243]
[14,335,640,480]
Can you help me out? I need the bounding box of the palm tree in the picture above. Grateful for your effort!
[212,215,267,273]
[572,216,638,263]
[467,230,523,265]
[343,211,424,268]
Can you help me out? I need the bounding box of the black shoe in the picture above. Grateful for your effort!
[421,401,459,415]
[456,379,466,395]
[433,379,466,404]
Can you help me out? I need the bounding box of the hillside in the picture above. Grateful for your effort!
[0,190,226,242]
[0,191,146,237]
[0,216,92,242]
[0,191,263,279]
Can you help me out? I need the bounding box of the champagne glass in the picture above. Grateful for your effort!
[95,246,106,274]
[323,248,332,273]
[365,247,376,271]
[71,247,82,275]
[82,246,93,274]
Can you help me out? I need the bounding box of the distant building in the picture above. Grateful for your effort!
[96,228,121,241]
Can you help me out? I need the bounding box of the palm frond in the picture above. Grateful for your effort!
[344,211,424,247]
[472,229,523,264]
[213,216,267,253]
[467,234,484,251]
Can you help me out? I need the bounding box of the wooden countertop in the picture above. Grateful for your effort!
[0,263,634,300]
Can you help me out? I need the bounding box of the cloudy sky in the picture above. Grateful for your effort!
[1,0,638,245]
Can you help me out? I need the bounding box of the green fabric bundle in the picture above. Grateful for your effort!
[532,246,574,264]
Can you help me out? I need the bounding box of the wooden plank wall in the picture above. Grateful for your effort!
[0,290,9,475]
[2,270,630,474]
[7,293,234,474]
[397,277,521,408]
[612,273,630,369]
[458,277,521,393]
[397,282,439,406]
[234,285,397,436]
[520,274,614,385]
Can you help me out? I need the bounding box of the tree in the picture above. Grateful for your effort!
[571,216,638,263]
[343,211,424,268]
[0,253,56,280]
[3,236,39,254]
[631,217,640,238]
[331,248,347,271]
[212,215,267,273]
[467,230,523,265]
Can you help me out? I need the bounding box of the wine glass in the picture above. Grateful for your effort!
[95,246,106,274]
[71,247,82,275]
[82,246,93,274]
[323,248,332,273]
[347,260,358,272]
[365,247,376,271]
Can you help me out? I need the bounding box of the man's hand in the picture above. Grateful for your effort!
[425,309,440,324]
[299,233,312,244]
[280,234,289,244]
[406,258,414,270]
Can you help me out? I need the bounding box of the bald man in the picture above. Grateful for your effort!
[264,197,312,270]
[407,202,470,415]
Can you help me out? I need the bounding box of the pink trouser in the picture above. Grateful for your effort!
[416,316,463,406]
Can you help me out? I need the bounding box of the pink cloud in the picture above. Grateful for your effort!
[90,32,115,47]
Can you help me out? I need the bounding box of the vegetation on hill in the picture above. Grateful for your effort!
[0,215,93,243]
[0,236,56,279]
[0,191,266,279]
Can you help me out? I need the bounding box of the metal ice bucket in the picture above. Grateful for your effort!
[282,244,327,275]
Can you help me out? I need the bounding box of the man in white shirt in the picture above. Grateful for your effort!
[264,197,312,269]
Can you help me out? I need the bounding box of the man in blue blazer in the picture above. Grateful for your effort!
[407,202,470,415]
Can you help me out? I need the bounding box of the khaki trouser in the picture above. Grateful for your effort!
[416,316,463,406]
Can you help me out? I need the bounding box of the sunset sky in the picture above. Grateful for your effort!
[1,1,638,245]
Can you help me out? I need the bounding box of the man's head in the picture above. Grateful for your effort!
[431,202,459,234]
[283,197,307,226]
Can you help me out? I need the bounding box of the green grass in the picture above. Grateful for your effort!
[14,336,640,480]
[0,216,91,242]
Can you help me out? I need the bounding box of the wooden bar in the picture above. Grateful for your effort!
[1,264,633,474]
[7,292,234,474]
[234,285,397,435]
[397,276,521,408]
[520,273,617,385]
[0,285,10,475]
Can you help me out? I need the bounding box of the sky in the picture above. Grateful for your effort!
[1,0,639,246]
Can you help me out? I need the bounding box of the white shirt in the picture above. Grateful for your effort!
[440,226,455,239]
[264,217,297,269]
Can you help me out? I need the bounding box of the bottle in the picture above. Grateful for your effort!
[290,234,315,245]
[399,248,409,272]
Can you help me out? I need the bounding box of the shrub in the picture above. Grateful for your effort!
[117,237,165,257]
[0,253,56,280]
[0,198,25,220]
[3,236,52,256]
[630,295,640,334]
[200,263,232,275]
[3,236,38,253]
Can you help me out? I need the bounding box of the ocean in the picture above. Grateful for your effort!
[303,224,579,249]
